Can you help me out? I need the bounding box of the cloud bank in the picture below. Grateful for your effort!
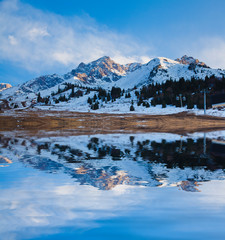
[0,0,151,74]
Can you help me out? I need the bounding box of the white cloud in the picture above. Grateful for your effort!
[52,51,75,65]
[0,175,146,239]
[27,27,50,41]
[197,38,225,70]
[112,55,151,64]
[8,35,17,45]
[1,0,225,78]
[0,0,152,74]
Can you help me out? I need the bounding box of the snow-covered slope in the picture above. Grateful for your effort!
[20,74,65,93]
[114,57,225,89]
[1,56,141,96]
[0,55,225,111]
[2,55,225,94]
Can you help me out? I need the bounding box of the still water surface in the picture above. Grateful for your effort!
[0,132,225,240]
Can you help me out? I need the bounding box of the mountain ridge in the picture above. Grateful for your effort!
[8,55,225,94]
[1,55,225,111]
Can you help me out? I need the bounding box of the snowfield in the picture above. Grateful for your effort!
[33,88,225,118]
[35,105,225,118]
[1,80,225,118]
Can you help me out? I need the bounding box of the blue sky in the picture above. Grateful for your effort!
[1,0,225,85]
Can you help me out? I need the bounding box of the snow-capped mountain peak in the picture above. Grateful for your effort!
[1,54,225,111]
[113,56,224,89]
[69,56,141,84]
[146,57,178,70]
[175,55,209,68]
[0,83,12,92]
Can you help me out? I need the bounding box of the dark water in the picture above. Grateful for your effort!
[0,133,225,240]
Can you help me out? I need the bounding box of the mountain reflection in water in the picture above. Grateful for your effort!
[1,133,225,192]
[1,132,225,240]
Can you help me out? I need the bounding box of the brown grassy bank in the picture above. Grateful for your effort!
[0,110,225,137]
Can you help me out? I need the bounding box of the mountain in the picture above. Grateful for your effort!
[0,83,12,92]
[114,56,224,89]
[16,56,142,94]
[67,56,141,84]
[20,74,65,93]
[3,55,224,95]
[175,55,209,68]
[0,55,225,111]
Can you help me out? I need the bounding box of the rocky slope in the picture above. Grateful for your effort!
[17,56,142,94]
[66,56,141,84]
[175,55,209,68]
[20,74,65,93]
[0,83,12,92]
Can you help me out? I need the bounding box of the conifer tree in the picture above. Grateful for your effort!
[130,105,135,111]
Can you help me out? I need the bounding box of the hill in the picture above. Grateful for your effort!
[0,55,224,115]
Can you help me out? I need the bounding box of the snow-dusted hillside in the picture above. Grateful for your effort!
[0,56,141,101]
[0,55,225,113]
[20,74,65,93]
[3,55,224,95]
[114,57,224,89]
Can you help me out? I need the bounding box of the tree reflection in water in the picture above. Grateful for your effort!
[0,133,225,192]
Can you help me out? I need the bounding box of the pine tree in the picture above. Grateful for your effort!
[87,97,92,105]
[130,105,135,111]
[107,93,111,101]
[37,92,41,103]
[111,87,121,99]
[91,102,99,110]
[151,98,156,107]
[45,98,49,105]
[70,86,75,98]
[187,97,194,109]
[146,102,150,108]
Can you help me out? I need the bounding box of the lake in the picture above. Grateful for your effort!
[0,132,225,240]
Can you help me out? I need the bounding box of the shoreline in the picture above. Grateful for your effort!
[0,110,225,136]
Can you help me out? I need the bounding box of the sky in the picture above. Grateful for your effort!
[1,0,225,85]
